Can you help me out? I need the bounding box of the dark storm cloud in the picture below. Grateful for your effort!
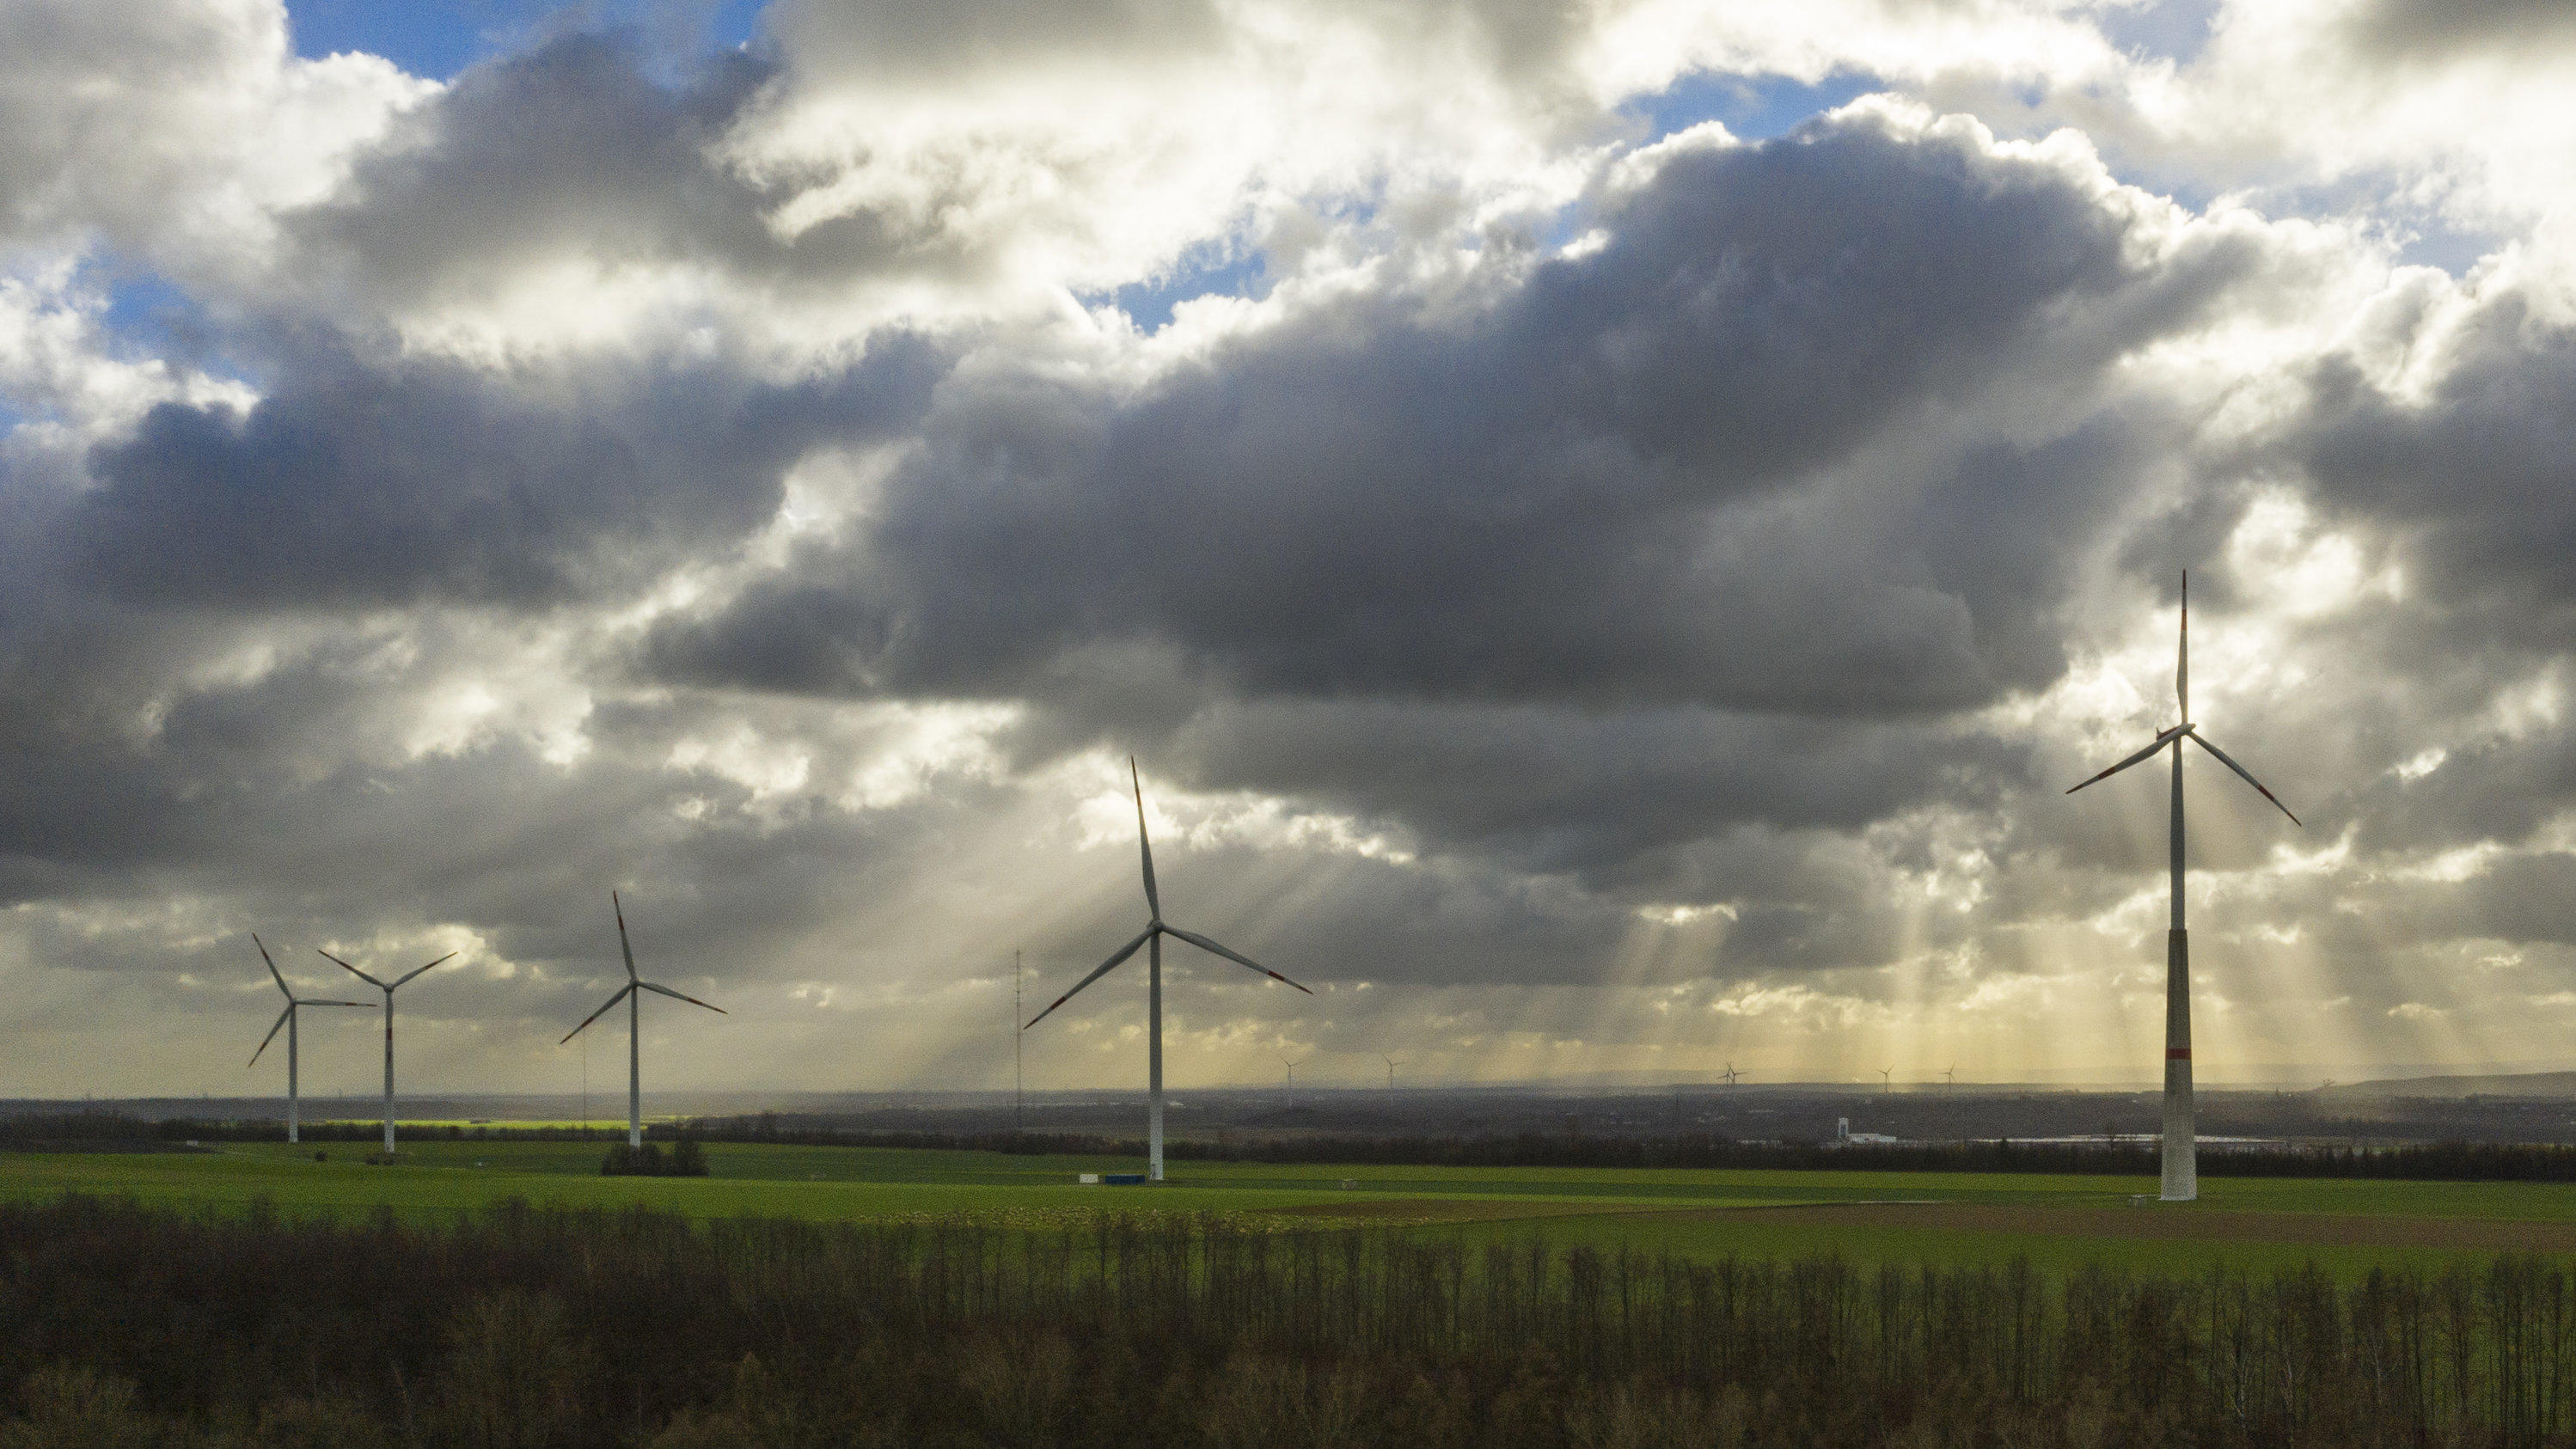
[2300,295,2576,633]
[1166,699,2027,882]
[762,0,1228,80]
[2343,0,2576,59]
[0,663,985,986]
[286,26,1119,312]
[2219,284,2576,861]
[649,110,2260,864]
[67,329,943,609]
[762,0,1596,93]
[291,34,798,305]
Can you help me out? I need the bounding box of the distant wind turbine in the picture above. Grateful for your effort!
[2066,570,2300,1201]
[1943,1066,1956,1089]
[1720,1062,1741,1086]
[561,893,725,1150]
[1023,760,1312,1182]
[1384,1055,1404,1091]
[1281,1054,1300,1104]
[320,947,455,1155]
[1879,1067,1894,1094]
[247,935,370,1146]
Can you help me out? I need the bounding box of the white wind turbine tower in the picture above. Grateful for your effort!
[1024,760,1313,1182]
[1878,1067,1894,1094]
[562,892,726,1150]
[2067,571,2300,1201]
[320,948,455,1155]
[1383,1055,1403,1091]
[247,934,370,1146]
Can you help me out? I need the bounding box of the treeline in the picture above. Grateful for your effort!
[689,1116,2576,1183]
[30,1110,2576,1182]
[0,1110,170,1149]
[12,1195,2576,1446]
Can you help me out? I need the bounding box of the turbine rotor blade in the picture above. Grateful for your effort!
[393,952,456,988]
[2064,725,2186,795]
[2178,568,2188,724]
[613,891,639,981]
[1161,924,1314,995]
[297,1000,374,1008]
[1132,758,1160,920]
[254,933,288,997]
[638,981,725,1014]
[2187,730,2302,826]
[561,983,636,1044]
[318,950,386,990]
[1025,925,1154,1030]
[250,1004,293,1067]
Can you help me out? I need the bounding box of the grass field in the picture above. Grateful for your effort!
[10,1136,2576,1277]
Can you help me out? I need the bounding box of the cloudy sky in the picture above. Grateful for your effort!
[4,0,2573,1099]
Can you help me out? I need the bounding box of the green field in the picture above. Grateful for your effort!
[9,1137,2576,1278]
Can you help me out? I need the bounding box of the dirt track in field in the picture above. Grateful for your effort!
[1659,1201,2576,1252]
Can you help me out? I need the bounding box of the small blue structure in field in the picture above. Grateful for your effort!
[1103,1172,1147,1185]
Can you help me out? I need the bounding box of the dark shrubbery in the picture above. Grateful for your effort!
[0,1111,171,1151]
[601,1136,707,1177]
[9,1194,2576,1446]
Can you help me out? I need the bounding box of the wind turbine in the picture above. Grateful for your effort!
[561,893,726,1150]
[247,935,370,1146]
[1024,761,1312,1182]
[1281,1054,1300,1104]
[320,948,455,1155]
[2067,570,2300,1201]
[1720,1062,1741,1086]
[1878,1067,1894,1094]
[1384,1055,1404,1091]
[1943,1066,1956,1089]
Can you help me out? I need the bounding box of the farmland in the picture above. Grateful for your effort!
[9,1135,2576,1279]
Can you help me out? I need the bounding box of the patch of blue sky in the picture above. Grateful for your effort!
[1626,70,1883,146]
[2395,223,2506,277]
[88,262,257,401]
[1097,245,1270,334]
[287,0,769,80]
[2250,172,2506,278]
[99,272,209,350]
[2094,0,2223,67]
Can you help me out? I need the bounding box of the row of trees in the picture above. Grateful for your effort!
[9,1194,2576,1446]
[25,1110,2576,1180]
[689,1116,2576,1182]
